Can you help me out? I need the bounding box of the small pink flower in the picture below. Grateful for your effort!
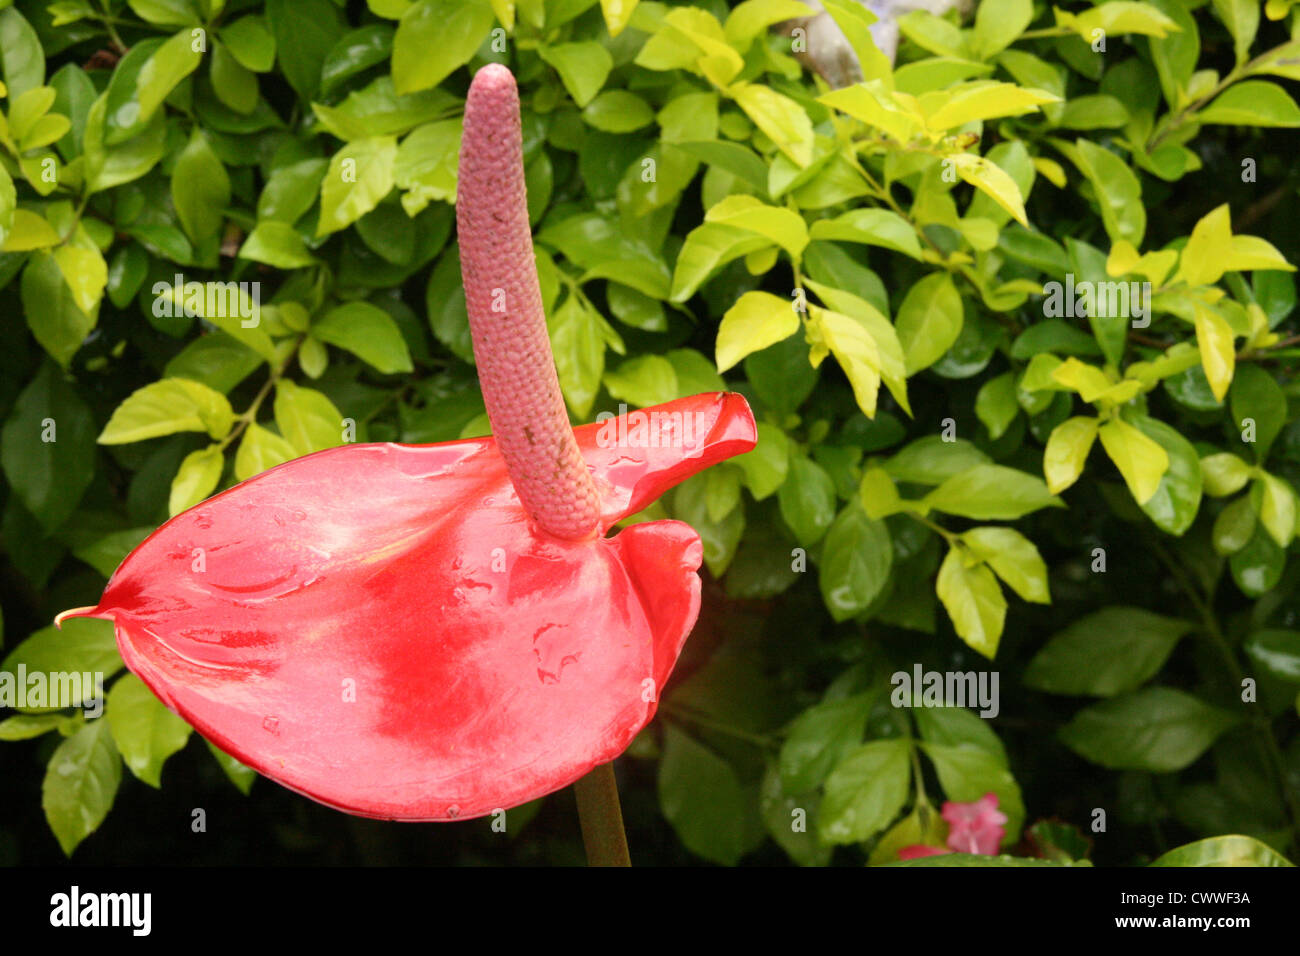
[942,792,1008,855]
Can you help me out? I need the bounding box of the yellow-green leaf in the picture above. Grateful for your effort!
[1193,301,1235,401]
[716,290,800,372]
[949,152,1027,226]
[936,546,1006,658]
[806,304,881,417]
[234,422,296,479]
[1258,473,1297,547]
[169,445,225,516]
[0,209,61,251]
[99,378,235,444]
[1043,416,1099,494]
[705,194,809,261]
[961,526,1050,604]
[1098,417,1169,505]
[732,82,813,167]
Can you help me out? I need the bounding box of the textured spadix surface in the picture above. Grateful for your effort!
[74,393,755,820]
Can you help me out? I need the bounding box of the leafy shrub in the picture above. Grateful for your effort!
[1,0,1299,867]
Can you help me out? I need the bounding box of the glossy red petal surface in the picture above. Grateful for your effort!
[83,394,755,820]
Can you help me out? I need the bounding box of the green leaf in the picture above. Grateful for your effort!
[171,129,231,246]
[42,719,121,856]
[808,208,924,260]
[974,372,1018,440]
[1200,452,1252,497]
[1059,688,1240,771]
[1198,81,1300,127]
[602,355,677,408]
[973,0,1033,57]
[819,739,911,844]
[582,90,654,132]
[1230,364,1286,461]
[658,725,759,865]
[1244,630,1300,683]
[265,0,343,101]
[1152,835,1293,867]
[896,272,962,374]
[84,93,168,193]
[1,362,96,531]
[211,42,259,114]
[1231,522,1285,596]
[818,504,892,622]
[550,292,620,419]
[0,7,45,99]
[924,464,1062,520]
[1129,414,1203,536]
[733,421,789,500]
[1025,607,1193,696]
[169,445,224,516]
[107,673,192,788]
[220,15,275,72]
[673,475,745,577]
[778,454,837,546]
[715,290,799,372]
[20,253,94,369]
[961,527,1050,604]
[1214,494,1256,556]
[317,136,399,236]
[779,692,875,795]
[129,0,200,26]
[884,436,991,485]
[234,422,296,479]
[133,28,204,128]
[392,0,494,95]
[671,222,770,302]
[540,41,614,108]
[0,713,77,741]
[206,738,256,794]
[100,379,235,444]
[1066,138,1145,247]
[273,379,345,456]
[312,301,414,374]
[239,221,318,269]
[936,546,1006,658]
[258,158,329,223]
[1,618,122,707]
[760,762,832,866]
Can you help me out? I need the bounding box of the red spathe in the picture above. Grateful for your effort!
[74,392,755,821]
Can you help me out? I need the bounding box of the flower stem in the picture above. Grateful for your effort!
[572,762,631,867]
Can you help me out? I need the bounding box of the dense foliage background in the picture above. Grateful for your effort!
[2,0,1299,866]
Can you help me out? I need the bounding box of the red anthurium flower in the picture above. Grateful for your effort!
[896,844,949,860]
[58,64,756,822]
